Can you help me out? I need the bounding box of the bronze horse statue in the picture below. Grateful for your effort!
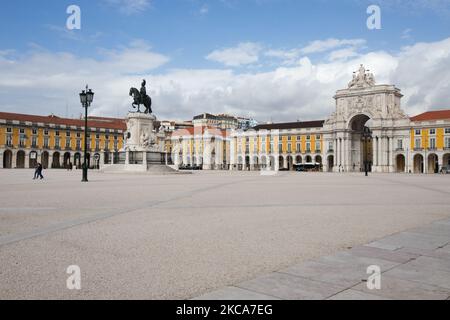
[129,87,152,114]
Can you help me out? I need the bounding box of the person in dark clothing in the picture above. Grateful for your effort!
[36,163,44,180]
[33,163,39,180]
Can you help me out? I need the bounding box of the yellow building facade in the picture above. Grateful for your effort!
[0,112,125,169]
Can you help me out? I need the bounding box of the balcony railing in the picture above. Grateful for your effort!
[327,149,334,153]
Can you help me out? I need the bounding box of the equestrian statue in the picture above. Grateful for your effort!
[129,79,153,114]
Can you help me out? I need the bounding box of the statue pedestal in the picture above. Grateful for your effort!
[99,112,178,174]
[125,112,158,152]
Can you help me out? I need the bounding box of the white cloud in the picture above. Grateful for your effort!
[300,38,366,54]
[206,42,262,67]
[103,0,151,15]
[1,38,450,123]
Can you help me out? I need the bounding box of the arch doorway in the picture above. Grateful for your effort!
[349,114,373,172]
[396,154,406,173]
[413,154,424,173]
[3,150,12,169]
[278,156,284,169]
[287,155,294,171]
[295,155,302,164]
[63,152,71,168]
[52,152,61,168]
[315,155,323,171]
[428,154,439,174]
[41,151,49,169]
[327,155,334,172]
[444,153,450,168]
[29,151,38,168]
[16,150,25,168]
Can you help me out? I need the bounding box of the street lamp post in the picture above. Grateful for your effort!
[79,85,94,182]
[362,126,372,177]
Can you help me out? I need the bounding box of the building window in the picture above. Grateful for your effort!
[76,132,81,138]
[76,139,81,150]
[306,142,311,152]
[278,141,283,153]
[306,135,311,140]
[44,129,49,135]
[19,134,26,147]
[429,129,436,135]
[6,134,13,147]
[287,136,291,141]
[415,138,421,149]
[297,136,301,141]
[65,138,71,148]
[32,128,38,135]
[44,137,49,148]
[66,131,71,137]
[415,129,421,136]
[446,137,450,149]
[328,141,334,151]
[96,134,100,139]
[55,137,60,148]
[114,140,118,150]
[296,143,301,152]
[315,141,321,151]
[429,137,436,149]
[445,128,450,134]
[19,128,25,134]
[32,136,37,147]
[316,135,321,140]
[55,130,60,136]
[397,139,403,150]
[287,143,292,153]
[6,127,12,133]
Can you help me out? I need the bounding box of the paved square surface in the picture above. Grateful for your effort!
[1,170,450,299]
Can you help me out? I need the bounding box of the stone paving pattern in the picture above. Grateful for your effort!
[1,170,450,299]
[195,219,450,300]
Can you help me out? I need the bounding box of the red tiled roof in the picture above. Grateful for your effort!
[0,112,126,130]
[410,110,450,122]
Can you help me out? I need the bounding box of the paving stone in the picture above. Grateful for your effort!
[437,244,450,254]
[406,256,450,273]
[409,223,450,238]
[367,232,450,251]
[280,260,366,287]
[192,286,280,300]
[384,263,450,290]
[316,251,400,271]
[351,275,450,300]
[434,219,450,226]
[349,245,418,263]
[328,289,390,300]
[237,272,345,300]
[397,247,450,261]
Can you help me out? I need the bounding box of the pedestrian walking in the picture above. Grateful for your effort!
[33,163,39,180]
[36,163,44,180]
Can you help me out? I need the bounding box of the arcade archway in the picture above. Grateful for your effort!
[348,114,373,172]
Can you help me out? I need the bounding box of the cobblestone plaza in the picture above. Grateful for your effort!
[1,170,449,299]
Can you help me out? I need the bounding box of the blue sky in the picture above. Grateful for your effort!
[0,0,450,121]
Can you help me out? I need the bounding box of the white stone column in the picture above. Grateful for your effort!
[389,136,394,172]
[125,150,130,165]
[0,151,3,169]
[25,153,30,169]
[142,151,147,168]
[11,151,17,169]
[100,152,105,167]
